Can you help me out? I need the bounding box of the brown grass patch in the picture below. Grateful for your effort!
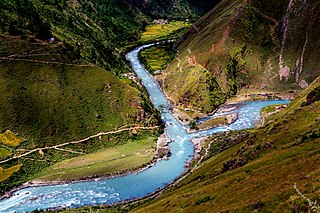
[0,130,25,147]
[0,165,22,182]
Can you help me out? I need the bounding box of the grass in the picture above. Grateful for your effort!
[35,136,157,181]
[135,138,320,212]
[140,21,191,43]
[62,81,320,213]
[139,43,176,75]
[129,77,320,212]
[0,59,159,148]
[162,0,320,113]
[0,148,11,158]
[0,37,162,193]
[197,117,228,130]
[0,165,21,182]
[0,129,161,193]
[260,104,288,124]
[1,0,148,76]
[261,104,282,113]
[0,130,25,147]
[164,63,225,114]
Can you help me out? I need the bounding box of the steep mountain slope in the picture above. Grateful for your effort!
[0,36,162,192]
[132,76,320,213]
[125,0,221,20]
[1,0,147,75]
[0,0,162,193]
[161,0,320,115]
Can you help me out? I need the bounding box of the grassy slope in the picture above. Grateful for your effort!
[0,0,147,75]
[0,58,161,191]
[0,60,158,147]
[131,77,320,212]
[161,0,320,116]
[35,135,157,182]
[0,165,21,182]
[0,0,172,192]
[124,0,221,21]
[0,36,162,193]
[162,0,243,114]
[139,43,176,75]
[137,21,191,76]
[140,21,191,43]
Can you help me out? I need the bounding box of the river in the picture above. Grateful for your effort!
[0,44,291,212]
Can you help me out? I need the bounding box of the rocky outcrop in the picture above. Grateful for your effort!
[156,134,171,159]
[226,113,238,124]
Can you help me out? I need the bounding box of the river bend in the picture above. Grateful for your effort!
[0,44,290,212]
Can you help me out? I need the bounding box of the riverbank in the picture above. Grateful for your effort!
[0,44,294,213]
[0,133,173,201]
[187,113,238,134]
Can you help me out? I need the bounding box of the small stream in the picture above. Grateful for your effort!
[0,44,290,212]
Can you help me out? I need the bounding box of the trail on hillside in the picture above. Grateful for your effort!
[175,50,182,71]
[0,57,94,67]
[0,126,159,164]
[251,5,281,83]
[5,42,64,58]
[296,3,316,84]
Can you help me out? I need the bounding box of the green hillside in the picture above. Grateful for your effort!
[124,0,221,20]
[57,77,320,213]
[0,0,319,211]
[0,0,205,195]
[130,77,320,213]
[0,0,164,193]
[161,0,320,116]
[0,50,161,192]
[1,0,147,75]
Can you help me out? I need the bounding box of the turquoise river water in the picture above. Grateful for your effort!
[0,44,290,212]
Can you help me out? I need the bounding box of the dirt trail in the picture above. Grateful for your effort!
[0,126,159,164]
[251,6,281,82]
[0,57,93,67]
[296,3,315,84]
[191,137,213,172]
[175,50,182,71]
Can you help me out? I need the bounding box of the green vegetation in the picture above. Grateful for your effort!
[224,46,249,95]
[0,148,11,158]
[188,120,197,129]
[36,135,157,181]
[0,165,21,182]
[139,43,176,75]
[0,1,319,212]
[1,0,148,75]
[0,38,162,193]
[163,63,226,114]
[0,25,166,193]
[0,0,221,200]
[260,104,288,124]
[0,128,161,193]
[125,0,220,21]
[236,5,274,47]
[162,0,320,112]
[129,77,320,212]
[66,78,320,212]
[0,61,159,147]
[140,21,191,43]
[0,0,204,196]
[197,116,228,130]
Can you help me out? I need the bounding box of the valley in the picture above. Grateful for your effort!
[0,0,319,212]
